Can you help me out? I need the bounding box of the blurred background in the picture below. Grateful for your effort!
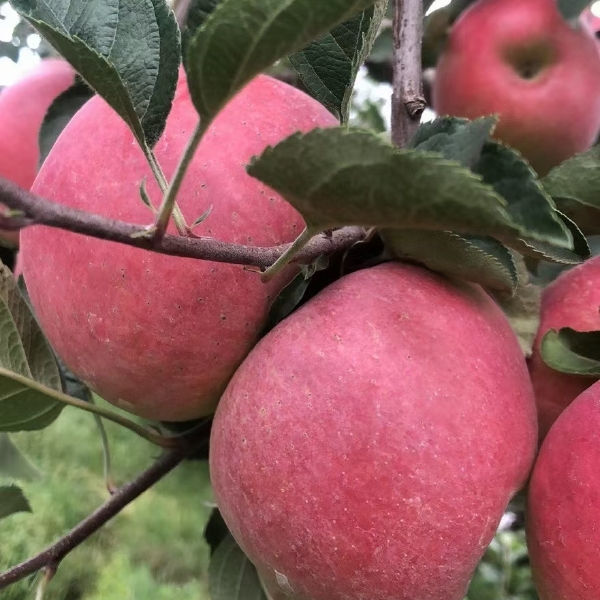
[1,0,599,598]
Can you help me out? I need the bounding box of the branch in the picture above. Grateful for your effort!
[391,0,426,148]
[0,436,204,590]
[0,178,366,268]
[172,0,194,27]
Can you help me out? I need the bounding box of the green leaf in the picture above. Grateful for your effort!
[182,0,221,62]
[263,254,329,333]
[0,434,40,481]
[540,327,600,376]
[410,116,497,170]
[204,507,230,556]
[186,0,222,31]
[0,484,31,520]
[38,77,94,169]
[383,230,518,293]
[11,0,181,149]
[557,0,592,20]
[0,263,63,431]
[542,145,600,210]
[556,210,590,258]
[17,276,92,403]
[209,534,267,600]
[492,254,542,358]
[515,210,589,266]
[551,197,600,236]
[247,127,526,238]
[289,1,387,123]
[186,0,377,124]
[473,141,573,252]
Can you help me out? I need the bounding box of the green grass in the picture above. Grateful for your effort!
[0,399,214,600]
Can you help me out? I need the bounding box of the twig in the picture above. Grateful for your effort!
[34,565,56,600]
[0,437,204,590]
[391,0,426,148]
[0,178,365,268]
[153,120,207,241]
[172,0,194,27]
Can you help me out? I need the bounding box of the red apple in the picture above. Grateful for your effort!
[20,71,338,421]
[0,58,75,246]
[210,261,538,600]
[529,256,600,443]
[526,379,600,600]
[432,0,600,176]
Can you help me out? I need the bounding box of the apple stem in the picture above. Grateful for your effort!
[391,0,427,148]
[143,143,192,236]
[152,120,208,241]
[260,226,315,283]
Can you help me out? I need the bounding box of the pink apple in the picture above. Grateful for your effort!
[20,71,338,421]
[0,58,75,245]
[527,379,600,599]
[529,256,600,443]
[433,0,600,175]
[210,261,538,600]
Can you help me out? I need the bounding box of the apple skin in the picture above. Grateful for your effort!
[0,58,75,246]
[528,256,600,443]
[432,0,600,176]
[210,261,538,600]
[20,71,338,422]
[526,379,600,600]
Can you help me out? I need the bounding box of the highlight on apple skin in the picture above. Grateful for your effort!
[432,0,600,176]
[210,261,538,600]
[19,71,339,422]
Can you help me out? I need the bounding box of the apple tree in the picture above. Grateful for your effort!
[0,0,599,599]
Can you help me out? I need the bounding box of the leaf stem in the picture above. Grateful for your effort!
[260,226,315,282]
[34,565,55,600]
[143,145,191,235]
[153,120,207,241]
[89,396,116,493]
[0,369,178,448]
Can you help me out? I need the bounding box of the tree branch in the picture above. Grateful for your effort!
[172,0,194,27]
[391,0,426,148]
[0,436,204,590]
[0,178,366,268]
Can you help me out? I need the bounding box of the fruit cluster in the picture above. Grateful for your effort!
[2,0,600,598]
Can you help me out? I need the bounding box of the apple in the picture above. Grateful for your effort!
[432,0,600,176]
[528,256,600,443]
[526,379,600,600]
[20,71,338,422]
[210,261,538,600]
[0,58,75,246]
